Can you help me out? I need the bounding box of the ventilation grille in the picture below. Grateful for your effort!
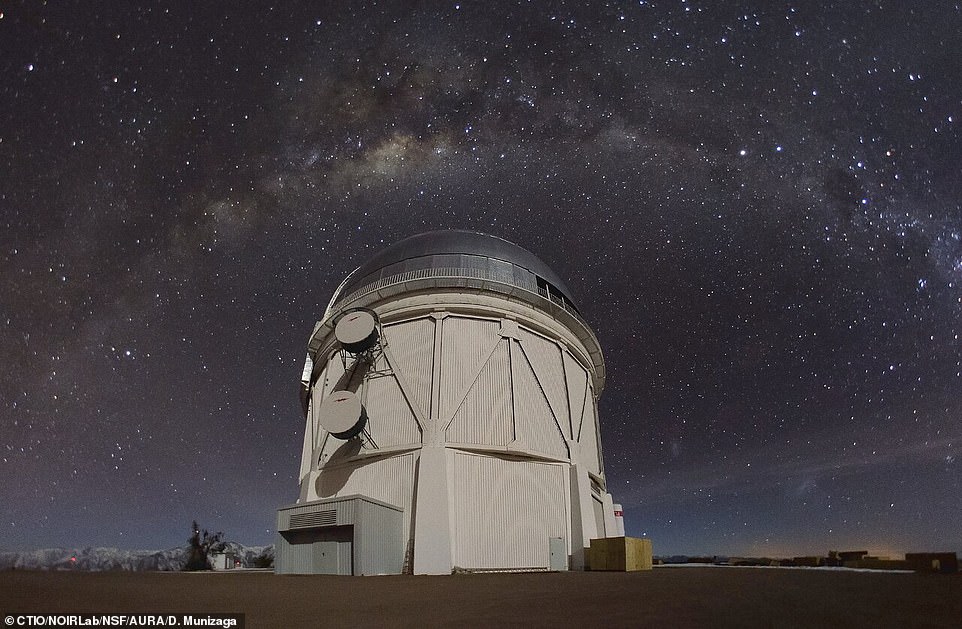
[289,510,337,529]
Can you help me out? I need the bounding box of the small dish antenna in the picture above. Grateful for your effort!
[318,390,368,440]
[334,309,379,354]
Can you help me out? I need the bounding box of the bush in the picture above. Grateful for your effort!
[182,520,226,571]
[251,550,274,569]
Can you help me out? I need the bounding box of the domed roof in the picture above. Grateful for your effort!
[339,230,576,304]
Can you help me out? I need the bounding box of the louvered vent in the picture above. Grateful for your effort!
[289,509,337,529]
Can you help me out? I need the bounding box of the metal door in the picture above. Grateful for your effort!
[337,540,353,575]
[313,541,339,574]
[549,537,567,571]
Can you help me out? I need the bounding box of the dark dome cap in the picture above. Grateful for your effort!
[340,230,577,305]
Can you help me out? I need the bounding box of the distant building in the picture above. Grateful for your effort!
[848,557,910,571]
[792,556,825,567]
[823,550,959,573]
[824,550,869,567]
[905,553,959,574]
[210,552,236,571]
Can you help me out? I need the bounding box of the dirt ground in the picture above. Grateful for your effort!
[2,567,960,628]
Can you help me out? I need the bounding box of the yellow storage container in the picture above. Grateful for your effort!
[587,537,653,571]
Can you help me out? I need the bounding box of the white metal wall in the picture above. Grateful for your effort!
[355,499,404,575]
[592,496,606,539]
[304,313,602,469]
[382,318,435,418]
[312,453,415,545]
[446,339,514,445]
[518,328,570,436]
[439,316,502,420]
[298,309,607,572]
[361,368,421,447]
[577,388,602,475]
[449,451,568,570]
[438,315,598,465]
[563,349,602,475]
[510,338,569,459]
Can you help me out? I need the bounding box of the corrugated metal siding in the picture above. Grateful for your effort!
[275,533,313,575]
[309,368,330,450]
[563,352,589,442]
[439,316,500,419]
[322,354,346,396]
[305,355,348,469]
[315,431,344,468]
[355,500,403,575]
[592,496,606,538]
[382,318,435,419]
[446,340,514,446]
[512,341,568,459]
[450,452,568,570]
[315,454,415,546]
[518,329,569,439]
[362,374,421,447]
[579,390,602,475]
[298,400,315,481]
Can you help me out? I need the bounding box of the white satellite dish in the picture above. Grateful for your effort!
[334,310,379,353]
[318,390,368,440]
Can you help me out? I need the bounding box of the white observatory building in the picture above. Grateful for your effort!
[275,230,621,575]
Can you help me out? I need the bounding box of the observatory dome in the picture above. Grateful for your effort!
[329,230,580,314]
[278,229,620,577]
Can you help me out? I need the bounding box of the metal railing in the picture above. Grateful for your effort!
[328,265,591,331]
[318,262,606,394]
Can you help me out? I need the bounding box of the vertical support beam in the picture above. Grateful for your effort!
[568,446,597,570]
[590,390,607,478]
[427,312,445,444]
[412,446,453,574]
[412,311,453,575]
[558,343,574,440]
[602,492,617,538]
[298,398,315,484]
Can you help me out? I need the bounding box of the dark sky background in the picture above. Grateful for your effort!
[2,1,960,557]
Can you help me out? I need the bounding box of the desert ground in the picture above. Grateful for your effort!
[2,567,960,628]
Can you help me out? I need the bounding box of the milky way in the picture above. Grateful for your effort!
[1,1,960,555]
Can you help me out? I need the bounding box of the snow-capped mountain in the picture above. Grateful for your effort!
[0,542,273,571]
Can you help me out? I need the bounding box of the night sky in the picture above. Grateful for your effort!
[2,1,960,557]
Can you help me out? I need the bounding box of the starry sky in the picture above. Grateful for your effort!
[2,1,960,557]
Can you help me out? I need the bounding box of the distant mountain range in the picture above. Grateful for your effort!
[0,542,273,571]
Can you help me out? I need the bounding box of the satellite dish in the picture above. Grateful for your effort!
[318,390,368,440]
[334,310,379,353]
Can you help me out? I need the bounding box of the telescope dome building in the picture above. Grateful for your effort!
[275,230,620,575]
